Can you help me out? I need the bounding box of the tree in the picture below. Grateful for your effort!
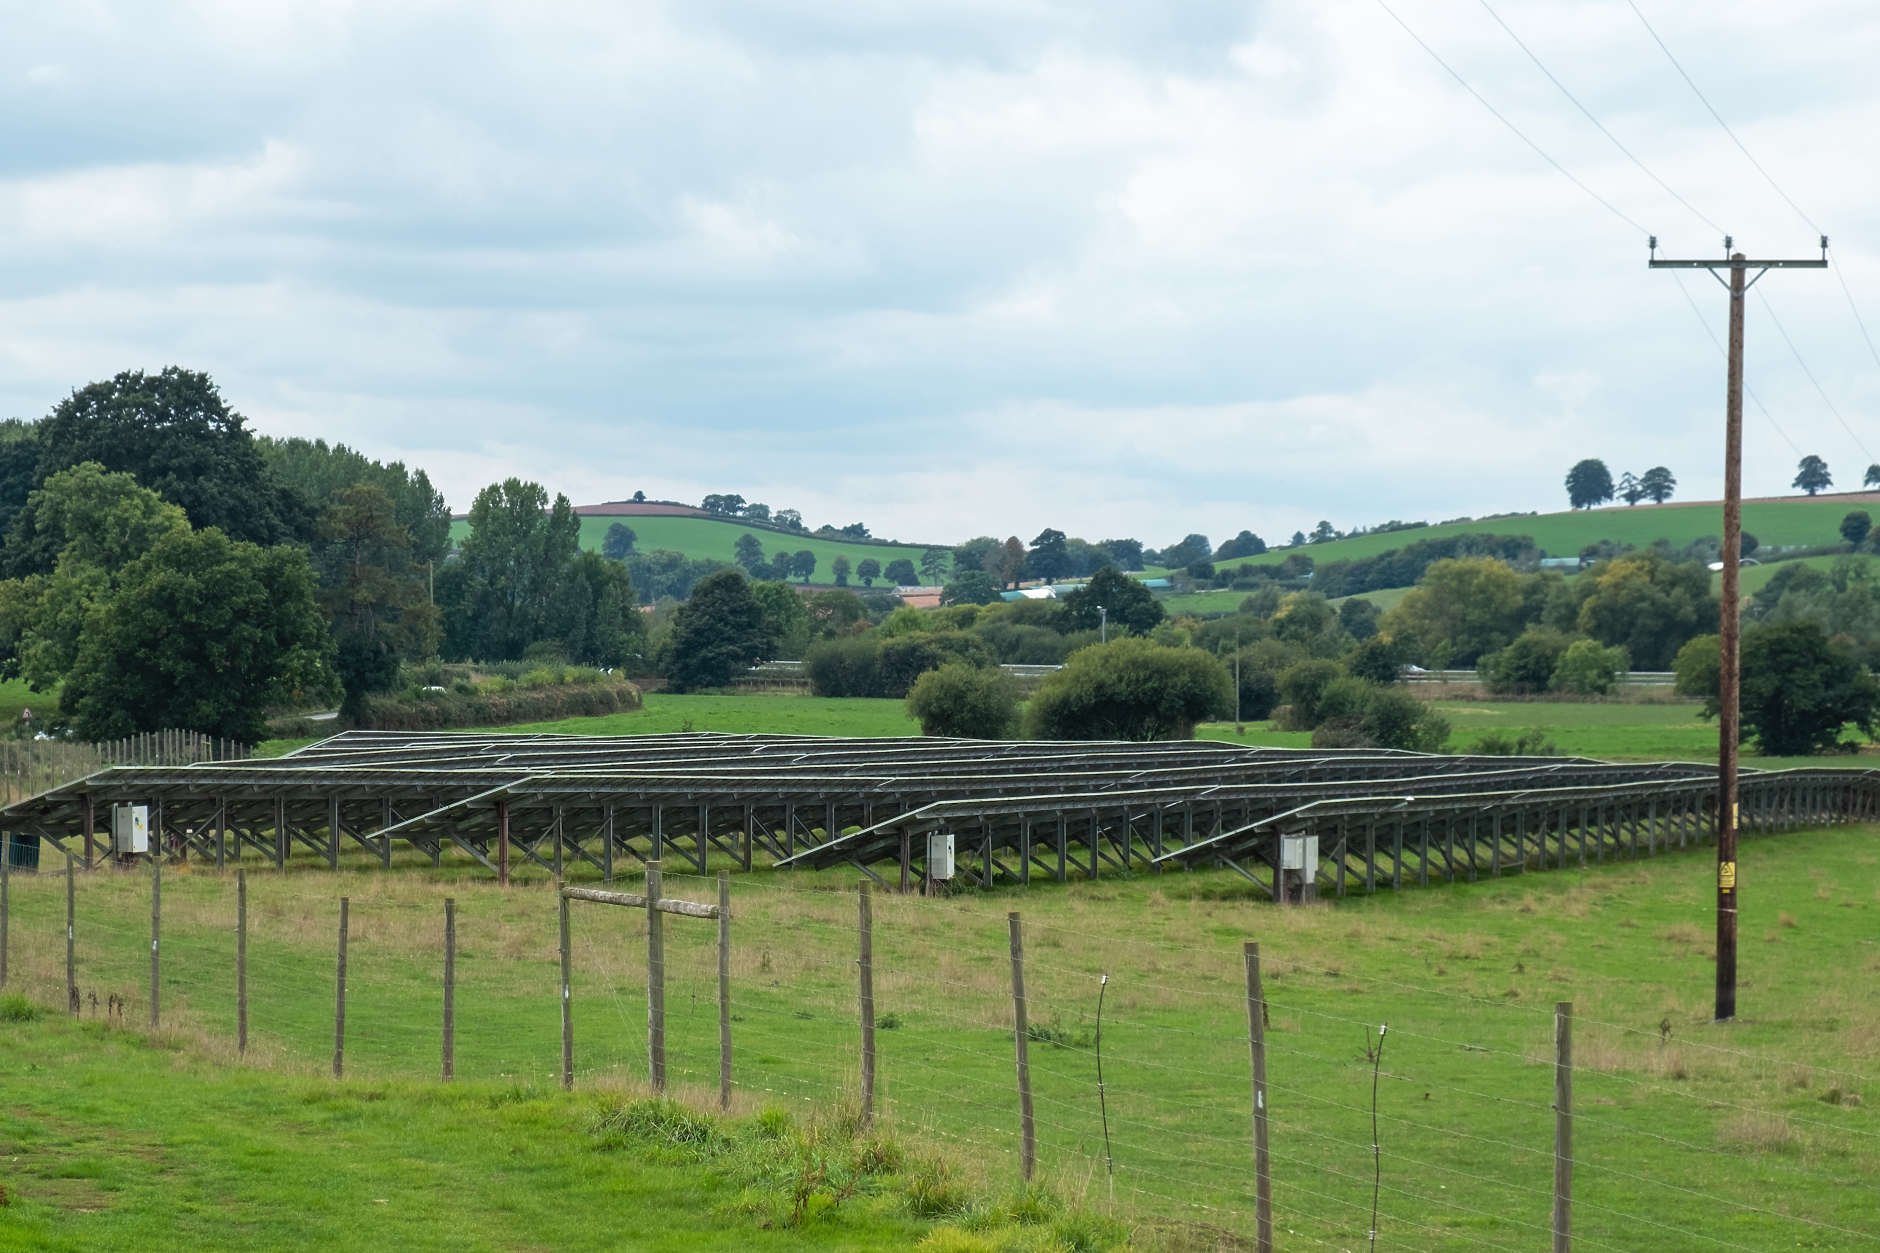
[1478,630,1570,695]
[700,494,746,515]
[884,558,918,586]
[1675,622,1880,755]
[804,635,881,696]
[1639,466,1676,504]
[942,570,1001,606]
[1289,531,1307,547]
[774,509,804,531]
[918,547,949,583]
[878,630,995,698]
[1215,530,1267,560]
[603,523,639,561]
[1842,511,1873,549]
[952,536,1001,578]
[667,570,767,691]
[748,580,810,659]
[831,555,852,587]
[258,435,452,567]
[857,557,882,587]
[60,526,333,742]
[1023,637,1231,741]
[1339,597,1381,640]
[1867,465,1880,489]
[1159,534,1211,569]
[790,550,817,583]
[1379,556,1528,665]
[839,522,871,539]
[1565,459,1614,510]
[632,490,646,502]
[314,484,440,718]
[990,538,1027,588]
[1028,529,1070,583]
[1618,470,1644,506]
[806,589,869,637]
[1575,551,1718,670]
[1308,521,1337,544]
[440,479,582,661]
[743,503,771,522]
[23,368,309,567]
[1346,635,1403,684]
[1551,638,1627,696]
[1061,566,1165,636]
[733,533,767,574]
[1794,455,1832,496]
[906,663,1019,738]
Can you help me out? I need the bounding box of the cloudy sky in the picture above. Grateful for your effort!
[3,1,1877,549]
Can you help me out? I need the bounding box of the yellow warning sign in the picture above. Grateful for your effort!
[1719,861,1737,890]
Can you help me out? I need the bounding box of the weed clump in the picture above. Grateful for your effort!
[0,993,40,1023]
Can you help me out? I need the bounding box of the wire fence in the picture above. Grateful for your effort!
[0,852,1874,1251]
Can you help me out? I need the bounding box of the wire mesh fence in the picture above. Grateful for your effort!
[1,852,1875,1252]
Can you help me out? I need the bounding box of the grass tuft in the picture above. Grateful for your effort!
[0,991,41,1022]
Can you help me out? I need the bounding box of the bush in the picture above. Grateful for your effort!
[877,631,995,699]
[1023,637,1232,741]
[1346,635,1402,684]
[1479,630,1572,695]
[906,663,1019,738]
[1675,622,1880,755]
[1277,659,1344,729]
[1551,639,1627,695]
[1469,729,1558,756]
[804,635,882,697]
[1308,681,1450,752]
[354,675,641,731]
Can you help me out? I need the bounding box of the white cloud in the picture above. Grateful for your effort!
[1,0,1878,547]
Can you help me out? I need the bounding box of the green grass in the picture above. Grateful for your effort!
[449,514,939,582]
[2,819,1875,1251]
[1148,496,1871,575]
[510,692,922,738]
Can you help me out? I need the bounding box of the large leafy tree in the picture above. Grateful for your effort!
[19,368,309,570]
[60,526,333,742]
[856,557,882,587]
[1794,455,1832,496]
[1380,556,1528,665]
[1639,466,1676,504]
[1675,622,1880,755]
[601,523,638,560]
[1060,566,1164,636]
[1574,551,1717,670]
[906,663,1018,738]
[668,570,767,691]
[258,435,450,565]
[313,484,441,718]
[1565,459,1614,510]
[1028,528,1070,582]
[1024,637,1231,741]
[884,558,918,586]
[442,479,581,660]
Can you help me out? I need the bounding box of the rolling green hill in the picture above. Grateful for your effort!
[449,514,939,581]
[1148,495,1873,576]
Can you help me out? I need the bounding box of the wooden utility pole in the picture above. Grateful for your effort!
[1650,236,1827,1022]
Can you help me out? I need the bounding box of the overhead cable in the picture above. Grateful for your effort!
[1756,286,1877,464]
[1671,272,1803,457]
[1371,0,1648,236]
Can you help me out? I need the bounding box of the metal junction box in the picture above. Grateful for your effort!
[112,804,149,854]
[927,831,955,879]
[1280,834,1318,875]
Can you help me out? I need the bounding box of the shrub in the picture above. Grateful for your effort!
[1551,639,1628,696]
[1023,637,1231,741]
[878,631,995,699]
[1277,659,1344,729]
[804,635,882,697]
[0,992,40,1022]
[1677,622,1880,755]
[906,663,1019,739]
[1470,729,1559,756]
[1308,680,1450,752]
[1346,634,1402,684]
[354,675,640,731]
[1479,630,1572,695]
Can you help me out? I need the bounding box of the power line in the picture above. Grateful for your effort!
[1671,271,1803,456]
[1624,0,1822,236]
[1476,0,1722,234]
[1371,0,1648,236]
[1756,285,1877,464]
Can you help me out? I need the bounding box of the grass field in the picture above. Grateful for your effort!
[449,513,938,580]
[1144,496,1873,576]
[2,817,1874,1251]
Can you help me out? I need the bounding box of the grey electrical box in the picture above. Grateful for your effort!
[927,831,955,879]
[112,804,149,854]
[1280,834,1318,874]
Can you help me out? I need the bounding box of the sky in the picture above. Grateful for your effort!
[3,0,1879,551]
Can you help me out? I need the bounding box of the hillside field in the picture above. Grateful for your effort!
[1,814,1873,1251]
[450,514,939,580]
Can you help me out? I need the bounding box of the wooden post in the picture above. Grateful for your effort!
[1,832,9,989]
[858,879,876,1129]
[66,850,75,1017]
[151,843,161,1029]
[718,870,731,1110]
[1244,942,1272,1253]
[1553,1001,1573,1253]
[443,898,456,1082]
[334,897,349,1079]
[646,859,666,1092]
[559,882,573,1091]
[84,794,94,871]
[237,870,248,1056]
[1008,911,1035,1181]
[497,798,510,887]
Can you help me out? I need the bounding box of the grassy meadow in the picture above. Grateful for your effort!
[2,817,1875,1251]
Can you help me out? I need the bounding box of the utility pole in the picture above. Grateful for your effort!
[1097,605,1107,644]
[1649,235,1827,1022]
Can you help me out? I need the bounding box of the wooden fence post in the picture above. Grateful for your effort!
[237,870,248,1056]
[443,898,456,1082]
[65,850,75,1016]
[646,859,665,1092]
[560,882,573,1091]
[1245,941,1272,1253]
[1554,1001,1573,1253]
[334,898,349,1079]
[1008,911,1035,1181]
[151,845,161,1029]
[718,870,731,1110]
[858,879,876,1130]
